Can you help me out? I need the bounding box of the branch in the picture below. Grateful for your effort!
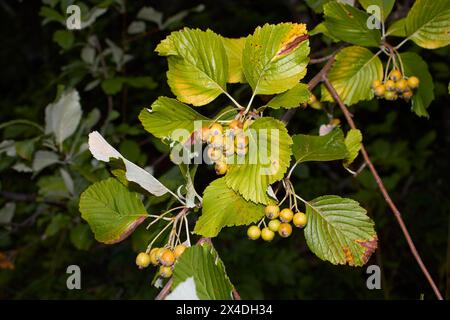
[322,77,443,300]
[155,237,242,300]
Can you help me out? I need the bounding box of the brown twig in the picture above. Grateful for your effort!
[322,76,443,300]
[155,237,242,300]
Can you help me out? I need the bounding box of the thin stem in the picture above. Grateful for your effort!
[146,220,174,253]
[245,92,256,114]
[322,76,443,300]
[184,215,191,246]
[224,91,244,110]
[287,160,301,179]
[0,119,44,132]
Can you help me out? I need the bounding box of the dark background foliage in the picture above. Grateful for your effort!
[0,0,449,299]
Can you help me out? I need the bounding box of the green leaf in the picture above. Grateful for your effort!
[309,22,340,42]
[170,243,234,300]
[359,0,395,22]
[225,117,293,204]
[222,37,246,83]
[88,131,172,197]
[32,150,60,172]
[79,178,148,244]
[321,46,383,105]
[156,28,228,106]
[52,30,74,50]
[242,23,310,95]
[101,78,123,95]
[45,214,71,238]
[305,0,333,13]
[304,195,377,266]
[400,52,435,117]
[386,18,406,37]
[263,83,310,109]
[323,2,381,47]
[124,76,157,90]
[344,129,362,166]
[70,224,94,251]
[0,203,15,225]
[139,97,211,140]
[15,139,35,161]
[403,0,450,49]
[292,129,348,163]
[194,178,265,237]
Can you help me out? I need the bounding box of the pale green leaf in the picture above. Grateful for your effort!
[386,18,406,37]
[222,37,246,83]
[242,23,310,95]
[323,2,381,47]
[400,52,434,117]
[0,203,15,225]
[403,0,450,49]
[264,83,310,109]
[79,178,148,244]
[344,129,362,166]
[171,243,234,300]
[156,28,228,106]
[321,46,383,105]
[139,97,211,140]
[292,129,348,163]
[32,150,60,172]
[304,195,377,266]
[194,178,265,237]
[225,117,293,204]
[88,131,172,196]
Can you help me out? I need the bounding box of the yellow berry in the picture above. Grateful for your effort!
[385,80,395,91]
[278,223,293,238]
[207,147,222,162]
[229,120,243,130]
[235,135,249,149]
[307,94,317,104]
[373,85,385,97]
[310,101,322,110]
[149,248,160,265]
[210,134,223,148]
[200,127,210,142]
[268,219,281,232]
[407,76,419,89]
[209,123,223,136]
[236,146,248,156]
[265,204,280,219]
[293,212,308,228]
[261,227,275,242]
[215,161,228,175]
[247,225,261,240]
[159,249,175,266]
[372,79,382,89]
[389,69,402,81]
[395,79,408,92]
[174,244,187,258]
[279,208,294,223]
[136,252,151,268]
[402,89,413,100]
[159,266,173,278]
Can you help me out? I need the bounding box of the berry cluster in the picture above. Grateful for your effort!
[247,205,308,241]
[201,119,250,175]
[372,69,419,101]
[135,244,187,278]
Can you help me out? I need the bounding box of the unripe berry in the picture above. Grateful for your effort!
[265,204,280,219]
[159,266,173,278]
[229,120,243,130]
[384,90,398,101]
[268,219,281,232]
[149,248,160,265]
[136,252,151,268]
[372,79,382,89]
[385,80,395,91]
[278,223,293,238]
[209,123,223,136]
[247,225,261,240]
[310,101,322,110]
[389,69,402,81]
[215,161,228,175]
[207,147,222,162]
[210,134,223,148]
[174,244,187,258]
[261,227,275,242]
[293,212,308,228]
[307,94,317,104]
[236,146,248,156]
[407,76,419,89]
[395,79,408,92]
[279,208,294,223]
[159,249,176,266]
[235,135,249,149]
[373,85,385,97]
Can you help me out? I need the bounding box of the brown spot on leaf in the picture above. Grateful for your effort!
[343,246,354,266]
[357,237,378,265]
[105,215,147,244]
[278,34,309,56]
